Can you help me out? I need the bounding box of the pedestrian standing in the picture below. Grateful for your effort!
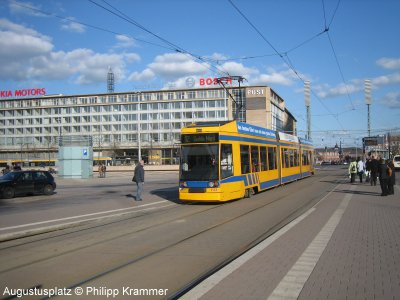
[377,158,389,196]
[133,160,145,201]
[369,156,379,186]
[2,165,11,175]
[348,159,357,183]
[387,160,396,195]
[102,164,107,178]
[98,163,103,178]
[357,157,365,183]
[365,157,371,183]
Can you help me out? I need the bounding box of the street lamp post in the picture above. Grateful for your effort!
[334,142,339,163]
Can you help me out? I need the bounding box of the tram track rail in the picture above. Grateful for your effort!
[170,176,346,299]
[0,168,345,299]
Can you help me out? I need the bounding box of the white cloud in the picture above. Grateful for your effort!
[218,61,258,78]
[0,19,53,79]
[128,52,209,82]
[61,18,86,33]
[380,92,400,109]
[8,1,46,17]
[115,35,135,48]
[249,67,299,86]
[124,53,141,63]
[206,52,229,62]
[316,81,362,98]
[0,19,140,84]
[0,27,53,58]
[376,57,400,70]
[150,53,209,79]
[129,69,155,82]
[316,73,400,98]
[371,73,400,86]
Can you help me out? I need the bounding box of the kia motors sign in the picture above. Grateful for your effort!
[0,88,46,99]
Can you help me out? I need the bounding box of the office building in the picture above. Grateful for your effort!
[0,85,296,165]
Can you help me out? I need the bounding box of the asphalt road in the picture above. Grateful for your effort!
[0,166,358,299]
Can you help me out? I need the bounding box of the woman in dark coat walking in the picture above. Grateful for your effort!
[387,160,396,195]
[377,159,389,196]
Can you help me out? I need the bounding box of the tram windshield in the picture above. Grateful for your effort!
[180,144,219,181]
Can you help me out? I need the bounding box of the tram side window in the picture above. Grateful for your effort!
[268,147,277,170]
[282,148,289,168]
[251,146,259,172]
[240,145,250,174]
[260,147,268,171]
[294,149,299,167]
[221,144,233,179]
[302,150,309,165]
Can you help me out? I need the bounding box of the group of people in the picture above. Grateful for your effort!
[97,163,107,178]
[348,156,396,196]
[1,164,22,175]
[95,160,145,201]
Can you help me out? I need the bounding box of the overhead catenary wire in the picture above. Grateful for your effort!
[88,0,231,79]
[228,0,353,132]
[10,0,387,142]
[8,0,177,52]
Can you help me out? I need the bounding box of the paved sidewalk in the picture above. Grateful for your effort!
[182,180,400,300]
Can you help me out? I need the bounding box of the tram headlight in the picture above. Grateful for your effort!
[180,181,187,188]
[208,181,219,188]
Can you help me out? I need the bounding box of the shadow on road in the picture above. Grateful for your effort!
[150,187,181,204]
[334,189,381,196]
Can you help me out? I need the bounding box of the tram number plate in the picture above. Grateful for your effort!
[189,188,206,193]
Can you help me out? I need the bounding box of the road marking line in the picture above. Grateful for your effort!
[0,200,169,231]
[268,185,353,299]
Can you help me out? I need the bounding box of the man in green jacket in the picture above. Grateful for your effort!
[348,159,357,183]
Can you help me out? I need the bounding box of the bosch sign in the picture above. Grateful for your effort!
[199,77,232,86]
[0,88,46,99]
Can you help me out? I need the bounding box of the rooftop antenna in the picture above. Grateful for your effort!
[107,66,114,93]
[216,76,246,122]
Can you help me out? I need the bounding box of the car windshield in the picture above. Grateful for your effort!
[180,144,219,181]
[394,156,400,162]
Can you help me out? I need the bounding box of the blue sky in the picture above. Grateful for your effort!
[0,0,399,148]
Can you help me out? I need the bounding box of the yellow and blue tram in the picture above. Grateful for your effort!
[179,121,314,202]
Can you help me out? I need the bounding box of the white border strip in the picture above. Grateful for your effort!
[268,186,353,299]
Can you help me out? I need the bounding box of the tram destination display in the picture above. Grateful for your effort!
[181,133,219,144]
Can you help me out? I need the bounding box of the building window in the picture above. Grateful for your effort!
[177,92,185,99]
[156,93,164,100]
